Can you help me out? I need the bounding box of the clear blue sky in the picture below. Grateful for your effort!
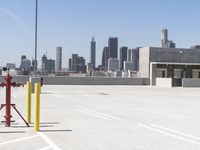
[0,0,200,68]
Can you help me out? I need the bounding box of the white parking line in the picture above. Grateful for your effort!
[76,109,110,120]
[0,135,39,146]
[139,123,200,146]
[151,124,200,140]
[82,108,121,120]
[37,132,60,150]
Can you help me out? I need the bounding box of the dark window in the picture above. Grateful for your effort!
[198,72,200,78]
[162,71,165,78]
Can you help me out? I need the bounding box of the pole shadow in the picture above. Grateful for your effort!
[39,129,72,132]
[30,122,60,125]
[0,131,26,134]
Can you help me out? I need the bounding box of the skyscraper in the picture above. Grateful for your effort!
[55,46,62,71]
[21,55,26,62]
[119,47,128,70]
[161,29,176,48]
[127,49,132,62]
[108,37,118,58]
[42,54,55,74]
[124,48,139,71]
[20,55,27,70]
[21,59,31,75]
[68,54,86,73]
[161,29,168,48]
[90,37,96,69]
[131,48,139,71]
[102,47,109,71]
[108,58,119,71]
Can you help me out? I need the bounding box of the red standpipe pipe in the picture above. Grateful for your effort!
[5,75,12,127]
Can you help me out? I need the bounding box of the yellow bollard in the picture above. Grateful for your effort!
[26,81,31,124]
[34,83,40,131]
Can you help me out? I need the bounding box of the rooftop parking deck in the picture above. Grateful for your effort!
[0,85,200,150]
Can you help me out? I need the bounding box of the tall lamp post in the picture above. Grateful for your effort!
[34,0,38,76]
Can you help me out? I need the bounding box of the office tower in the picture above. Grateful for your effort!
[169,41,176,48]
[90,37,96,69]
[42,54,55,74]
[56,46,62,71]
[6,63,16,70]
[21,55,26,61]
[108,58,119,71]
[191,45,200,49]
[20,55,27,70]
[161,29,176,48]
[119,47,128,70]
[127,49,132,62]
[131,48,139,71]
[124,61,134,70]
[108,37,118,58]
[69,54,86,73]
[161,29,168,48]
[102,47,109,70]
[21,59,31,71]
[42,54,48,71]
[31,59,37,71]
[124,48,139,71]
[20,58,31,75]
[68,58,72,71]
[47,59,55,73]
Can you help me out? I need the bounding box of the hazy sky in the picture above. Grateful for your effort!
[0,0,200,68]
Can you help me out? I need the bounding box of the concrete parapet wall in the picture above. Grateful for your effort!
[182,78,200,87]
[0,76,150,86]
[0,76,30,84]
[43,77,150,85]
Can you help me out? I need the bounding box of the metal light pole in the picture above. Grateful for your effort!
[34,0,38,76]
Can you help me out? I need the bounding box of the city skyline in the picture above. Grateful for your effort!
[0,0,200,67]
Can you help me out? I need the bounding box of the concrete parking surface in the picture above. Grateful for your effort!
[1,85,200,150]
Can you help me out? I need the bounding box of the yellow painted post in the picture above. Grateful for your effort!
[26,81,31,124]
[34,83,40,131]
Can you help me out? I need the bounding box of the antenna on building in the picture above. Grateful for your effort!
[45,45,48,57]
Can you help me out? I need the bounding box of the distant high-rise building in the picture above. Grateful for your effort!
[108,37,118,58]
[102,47,109,71]
[20,55,27,70]
[21,55,26,62]
[124,48,139,71]
[31,59,38,71]
[191,45,200,49]
[127,49,132,62]
[169,41,176,48]
[161,29,168,48]
[124,61,134,71]
[42,54,55,74]
[120,47,128,70]
[90,37,96,69]
[6,63,16,70]
[56,47,62,71]
[69,54,86,73]
[108,58,119,71]
[68,58,72,71]
[131,48,139,71]
[21,59,31,74]
[161,29,176,48]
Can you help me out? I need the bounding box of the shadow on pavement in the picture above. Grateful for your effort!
[32,122,60,125]
[39,129,72,132]
[0,131,26,133]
